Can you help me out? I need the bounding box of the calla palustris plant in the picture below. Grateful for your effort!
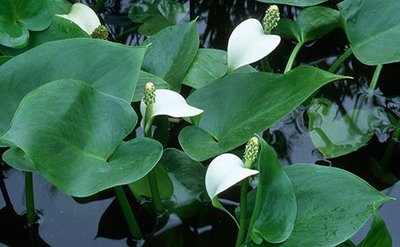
[0,1,397,245]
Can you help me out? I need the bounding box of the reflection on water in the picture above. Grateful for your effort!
[1,0,399,246]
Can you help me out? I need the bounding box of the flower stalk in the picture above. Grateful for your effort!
[235,137,259,247]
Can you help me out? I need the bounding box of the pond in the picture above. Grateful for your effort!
[0,0,399,246]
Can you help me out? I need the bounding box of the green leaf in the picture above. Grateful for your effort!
[307,98,394,158]
[133,70,170,102]
[52,0,72,14]
[255,0,328,7]
[2,147,36,172]
[338,0,400,65]
[182,48,257,89]
[179,67,349,161]
[0,56,12,66]
[359,212,392,247]
[159,148,206,218]
[0,16,90,56]
[142,20,199,91]
[337,240,357,247]
[275,7,341,43]
[242,164,391,247]
[249,138,296,244]
[1,80,163,197]
[0,0,53,48]
[129,0,188,36]
[128,164,173,199]
[0,38,146,136]
[182,49,227,89]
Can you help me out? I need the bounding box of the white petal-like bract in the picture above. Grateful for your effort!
[57,3,101,35]
[205,153,259,199]
[140,89,204,129]
[227,18,281,71]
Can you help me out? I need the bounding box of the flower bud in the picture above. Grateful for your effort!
[244,137,259,164]
[263,5,280,34]
[144,82,156,106]
[91,25,109,40]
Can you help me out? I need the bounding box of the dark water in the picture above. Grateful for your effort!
[1,0,399,246]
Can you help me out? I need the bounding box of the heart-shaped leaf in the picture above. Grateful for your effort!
[182,48,257,89]
[276,7,341,43]
[338,0,400,65]
[248,138,296,244]
[307,98,394,158]
[0,0,53,48]
[1,80,163,197]
[129,0,188,36]
[359,212,392,247]
[243,164,392,247]
[0,38,146,136]
[0,56,12,66]
[179,67,349,161]
[256,0,328,7]
[141,20,199,91]
[227,19,280,71]
[0,16,90,56]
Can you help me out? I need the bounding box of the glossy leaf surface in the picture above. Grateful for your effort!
[142,20,199,90]
[0,38,146,135]
[339,0,400,65]
[179,67,348,161]
[243,164,391,247]
[307,98,394,158]
[256,0,328,7]
[276,6,340,43]
[359,212,392,247]
[129,0,188,36]
[0,0,53,48]
[182,48,256,89]
[1,80,163,197]
[249,138,296,244]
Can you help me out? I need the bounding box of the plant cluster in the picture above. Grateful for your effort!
[0,0,398,246]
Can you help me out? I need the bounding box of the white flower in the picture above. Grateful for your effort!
[205,153,259,200]
[227,18,281,72]
[57,3,101,35]
[140,89,203,130]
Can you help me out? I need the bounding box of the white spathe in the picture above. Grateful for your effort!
[205,153,259,199]
[140,89,204,129]
[57,3,101,35]
[227,18,281,71]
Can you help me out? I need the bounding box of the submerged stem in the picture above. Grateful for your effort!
[368,64,383,92]
[235,178,250,247]
[25,172,36,226]
[284,41,304,73]
[114,186,143,239]
[328,48,353,74]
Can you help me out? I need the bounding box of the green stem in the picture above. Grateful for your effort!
[148,169,163,213]
[328,48,353,74]
[235,178,250,247]
[284,41,304,73]
[368,64,383,92]
[25,172,36,225]
[114,186,143,239]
